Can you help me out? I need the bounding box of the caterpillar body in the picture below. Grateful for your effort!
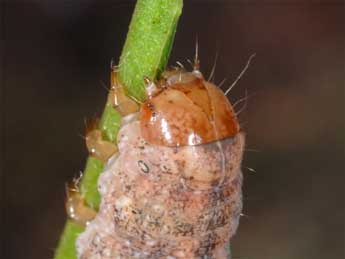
[75,65,245,259]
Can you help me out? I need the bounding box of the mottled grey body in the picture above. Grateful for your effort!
[77,120,244,259]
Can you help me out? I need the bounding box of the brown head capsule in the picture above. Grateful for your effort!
[140,70,240,146]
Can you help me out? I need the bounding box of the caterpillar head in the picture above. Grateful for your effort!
[140,69,240,147]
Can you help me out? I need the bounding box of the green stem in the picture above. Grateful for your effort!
[118,0,183,101]
[54,1,183,258]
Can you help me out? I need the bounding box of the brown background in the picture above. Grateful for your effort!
[2,0,344,258]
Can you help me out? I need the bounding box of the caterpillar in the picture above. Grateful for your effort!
[73,59,245,259]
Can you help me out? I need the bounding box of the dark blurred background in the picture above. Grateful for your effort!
[2,0,344,258]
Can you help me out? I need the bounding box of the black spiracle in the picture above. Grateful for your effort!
[138,160,150,174]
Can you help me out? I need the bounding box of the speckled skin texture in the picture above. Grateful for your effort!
[77,121,244,259]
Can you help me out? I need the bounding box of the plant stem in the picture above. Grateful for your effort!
[118,0,183,102]
[54,1,183,258]
[54,221,85,259]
